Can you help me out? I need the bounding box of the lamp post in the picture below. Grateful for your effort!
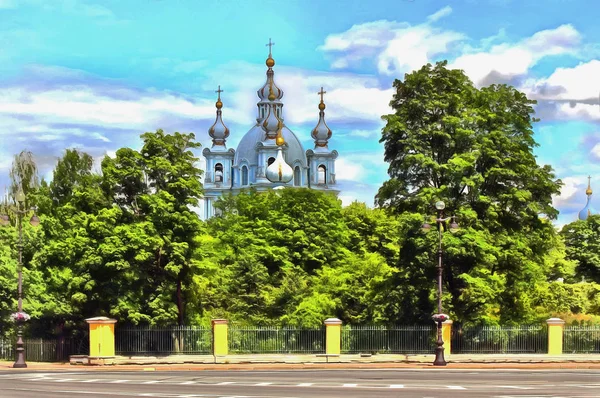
[421,200,458,366]
[1,189,39,368]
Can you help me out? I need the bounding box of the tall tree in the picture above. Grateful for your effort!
[376,61,562,324]
[561,215,600,282]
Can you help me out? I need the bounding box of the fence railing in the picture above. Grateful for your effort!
[115,326,212,356]
[0,338,88,362]
[563,326,600,353]
[228,326,325,354]
[342,325,436,354]
[452,325,548,353]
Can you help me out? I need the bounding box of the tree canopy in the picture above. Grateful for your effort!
[376,61,563,324]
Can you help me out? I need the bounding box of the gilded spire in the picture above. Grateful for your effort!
[208,85,230,148]
[586,175,593,196]
[311,87,332,149]
[257,39,284,103]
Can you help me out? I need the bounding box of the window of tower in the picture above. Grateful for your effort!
[242,166,249,186]
[318,164,326,185]
[261,107,265,119]
[294,166,301,186]
[215,163,223,183]
[268,157,275,166]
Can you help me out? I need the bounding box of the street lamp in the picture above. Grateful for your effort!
[1,189,39,368]
[421,200,458,366]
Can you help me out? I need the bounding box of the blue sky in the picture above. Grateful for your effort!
[0,0,599,226]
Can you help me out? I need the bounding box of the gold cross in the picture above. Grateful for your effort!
[215,85,223,100]
[318,87,326,102]
[266,38,275,55]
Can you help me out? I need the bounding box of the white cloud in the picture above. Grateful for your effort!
[526,60,600,101]
[335,157,366,180]
[427,6,452,23]
[319,19,464,76]
[451,24,581,86]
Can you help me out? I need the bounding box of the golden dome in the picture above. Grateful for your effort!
[268,92,276,101]
[266,57,275,67]
[587,176,593,196]
[276,134,285,146]
[216,100,223,109]
[318,102,326,111]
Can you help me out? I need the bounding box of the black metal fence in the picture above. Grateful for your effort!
[563,326,600,353]
[228,326,325,354]
[452,325,548,353]
[0,338,88,362]
[342,325,436,354]
[115,326,212,356]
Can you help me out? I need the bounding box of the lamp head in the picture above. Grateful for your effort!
[435,200,445,211]
[449,216,459,234]
[29,215,40,227]
[421,221,431,233]
[15,189,25,203]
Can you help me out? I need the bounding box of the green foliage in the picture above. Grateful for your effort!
[561,215,600,282]
[376,61,563,325]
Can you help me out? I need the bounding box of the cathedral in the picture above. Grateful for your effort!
[202,40,339,219]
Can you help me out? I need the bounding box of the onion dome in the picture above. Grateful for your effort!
[266,128,293,184]
[257,38,284,102]
[311,87,332,148]
[579,176,595,220]
[262,103,282,139]
[208,85,230,147]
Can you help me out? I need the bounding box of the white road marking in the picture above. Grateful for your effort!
[217,381,235,385]
[180,381,196,385]
[255,382,272,386]
[297,383,313,386]
[143,380,161,384]
[110,379,129,383]
[80,379,100,383]
[343,383,357,387]
[448,385,466,389]
[54,378,75,382]
[389,384,404,388]
[497,386,534,389]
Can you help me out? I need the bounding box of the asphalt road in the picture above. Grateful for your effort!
[0,369,599,397]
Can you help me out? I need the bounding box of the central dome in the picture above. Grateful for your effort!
[234,125,307,167]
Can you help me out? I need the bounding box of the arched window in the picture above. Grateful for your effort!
[242,166,249,186]
[261,107,265,119]
[267,157,276,166]
[294,166,301,186]
[215,163,223,183]
[318,164,326,184]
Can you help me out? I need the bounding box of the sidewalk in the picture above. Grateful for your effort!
[3,353,600,371]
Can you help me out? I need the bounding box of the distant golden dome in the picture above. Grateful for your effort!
[318,102,326,111]
[587,186,593,195]
[216,100,223,109]
[266,57,275,67]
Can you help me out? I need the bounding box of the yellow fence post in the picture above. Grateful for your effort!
[211,319,228,357]
[547,318,565,355]
[442,319,453,357]
[85,316,117,358]
[324,318,342,356]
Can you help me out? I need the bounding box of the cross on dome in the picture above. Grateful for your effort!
[215,85,223,100]
[266,38,275,56]
[318,87,327,103]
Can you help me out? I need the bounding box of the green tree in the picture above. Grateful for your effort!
[561,215,600,282]
[376,61,562,324]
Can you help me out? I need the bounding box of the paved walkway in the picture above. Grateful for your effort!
[3,353,600,371]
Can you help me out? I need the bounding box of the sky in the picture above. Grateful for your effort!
[0,0,599,226]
